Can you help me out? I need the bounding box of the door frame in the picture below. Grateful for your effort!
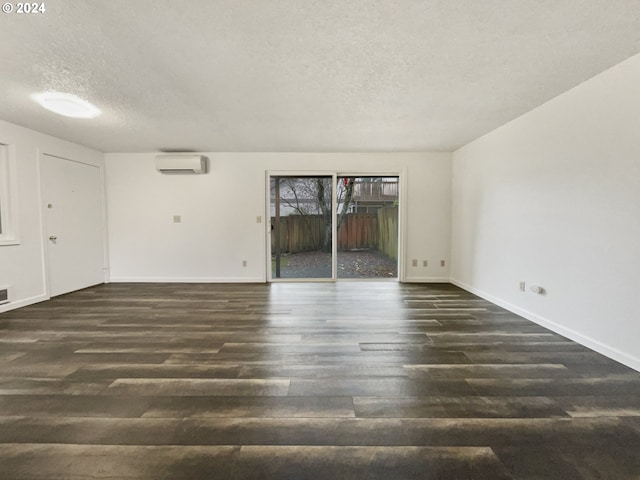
[336,171,406,283]
[266,171,337,283]
[265,169,406,282]
[38,151,110,298]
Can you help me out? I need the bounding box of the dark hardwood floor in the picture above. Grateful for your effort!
[0,282,639,479]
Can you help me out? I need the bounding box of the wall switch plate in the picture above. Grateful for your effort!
[519,281,526,291]
[242,260,247,267]
[423,260,428,267]
[440,260,445,267]
[256,216,262,223]
[173,215,181,223]
[412,259,418,267]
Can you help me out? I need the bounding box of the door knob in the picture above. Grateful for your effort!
[49,236,57,241]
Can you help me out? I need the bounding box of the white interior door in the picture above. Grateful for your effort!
[41,154,105,297]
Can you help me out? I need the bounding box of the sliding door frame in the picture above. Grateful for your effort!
[266,171,337,283]
[265,169,406,283]
[335,171,406,283]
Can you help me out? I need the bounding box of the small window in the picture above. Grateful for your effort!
[0,143,19,245]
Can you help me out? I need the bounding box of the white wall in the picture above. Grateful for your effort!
[105,152,452,282]
[0,119,104,312]
[451,52,640,371]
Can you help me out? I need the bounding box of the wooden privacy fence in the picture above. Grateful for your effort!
[337,213,378,251]
[377,206,398,261]
[271,206,398,259]
[271,215,325,253]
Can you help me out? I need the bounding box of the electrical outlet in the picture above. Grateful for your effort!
[173,215,181,223]
[440,260,445,267]
[256,216,262,223]
[423,260,428,267]
[412,259,418,267]
[519,281,526,292]
[242,260,247,267]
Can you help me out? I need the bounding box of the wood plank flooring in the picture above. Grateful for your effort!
[0,282,639,479]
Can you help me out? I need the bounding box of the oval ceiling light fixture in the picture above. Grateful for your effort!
[32,92,101,119]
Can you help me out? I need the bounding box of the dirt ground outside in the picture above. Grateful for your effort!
[272,249,398,279]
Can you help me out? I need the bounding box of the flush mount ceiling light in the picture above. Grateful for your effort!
[32,92,101,118]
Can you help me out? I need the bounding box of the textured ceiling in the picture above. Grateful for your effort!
[1,0,640,153]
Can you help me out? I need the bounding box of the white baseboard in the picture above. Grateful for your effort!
[109,276,266,283]
[404,276,451,283]
[450,278,640,373]
[0,293,49,313]
[112,275,454,284]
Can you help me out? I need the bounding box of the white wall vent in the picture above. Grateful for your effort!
[0,286,8,305]
[155,155,207,174]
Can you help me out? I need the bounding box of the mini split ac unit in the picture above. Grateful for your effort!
[155,155,208,174]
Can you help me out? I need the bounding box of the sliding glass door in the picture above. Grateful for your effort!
[270,175,334,280]
[336,176,399,279]
[268,173,400,281]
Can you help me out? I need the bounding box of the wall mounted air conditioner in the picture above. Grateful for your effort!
[155,155,208,174]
